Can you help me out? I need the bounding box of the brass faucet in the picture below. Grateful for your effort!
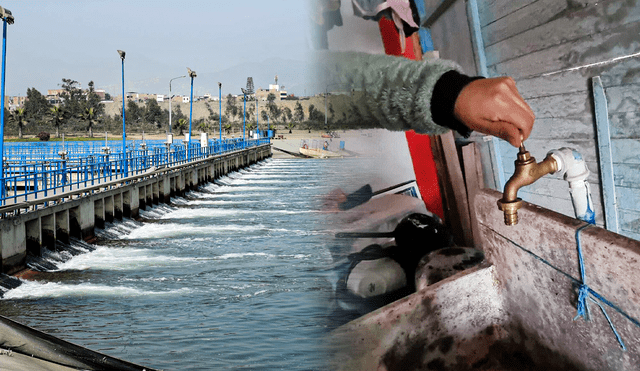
[497,143,558,225]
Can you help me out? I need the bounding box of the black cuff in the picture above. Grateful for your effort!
[431,70,484,138]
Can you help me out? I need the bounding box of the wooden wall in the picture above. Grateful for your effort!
[427,0,478,75]
[473,0,640,239]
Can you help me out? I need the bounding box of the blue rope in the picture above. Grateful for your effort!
[574,224,626,351]
[493,226,640,351]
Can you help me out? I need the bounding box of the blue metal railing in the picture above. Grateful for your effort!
[0,137,270,206]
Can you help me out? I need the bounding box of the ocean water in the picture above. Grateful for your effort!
[0,158,369,370]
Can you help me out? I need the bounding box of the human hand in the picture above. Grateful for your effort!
[454,77,534,147]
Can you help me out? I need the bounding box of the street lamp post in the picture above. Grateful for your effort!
[0,6,13,204]
[117,49,127,176]
[256,97,259,137]
[169,75,186,134]
[187,67,196,160]
[218,82,222,141]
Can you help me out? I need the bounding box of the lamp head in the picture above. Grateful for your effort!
[117,50,126,60]
[241,88,247,95]
[0,7,13,25]
[218,82,222,88]
[187,67,197,78]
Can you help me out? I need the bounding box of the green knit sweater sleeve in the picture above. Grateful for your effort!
[311,51,465,134]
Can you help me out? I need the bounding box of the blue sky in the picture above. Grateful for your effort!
[1,1,309,96]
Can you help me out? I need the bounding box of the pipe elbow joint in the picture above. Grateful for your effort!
[547,147,590,183]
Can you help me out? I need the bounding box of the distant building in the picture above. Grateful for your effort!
[157,94,165,102]
[94,89,106,100]
[6,96,25,110]
[256,86,288,102]
[182,96,190,103]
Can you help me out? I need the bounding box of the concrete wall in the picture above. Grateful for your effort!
[328,188,640,370]
[0,144,271,274]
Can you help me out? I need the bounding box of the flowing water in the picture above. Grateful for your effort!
[0,158,369,370]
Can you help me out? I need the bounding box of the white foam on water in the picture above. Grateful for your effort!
[215,252,273,260]
[229,178,304,185]
[122,223,265,239]
[161,208,247,219]
[1,280,192,300]
[212,185,280,193]
[184,199,255,206]
[160,208,313,220]
[190,192,264,199]
[239,174,291,179]
[56,245,195,271]
[139,205,176,219]
[171,198,190,205]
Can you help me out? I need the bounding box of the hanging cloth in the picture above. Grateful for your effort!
[311,0,344,49]
[351,0,419,52]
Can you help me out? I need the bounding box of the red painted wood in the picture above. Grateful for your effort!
[378,16,445,219]
[378,16,417,59]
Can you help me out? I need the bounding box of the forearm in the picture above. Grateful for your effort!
[311,51,470,134]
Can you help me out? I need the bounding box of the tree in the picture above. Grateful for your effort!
[286,122,295,134]
[204,102,220,132]
[175,118,188,136]
[79,107,99,137]
[85,81,104,116]
[60,78,83,118]
[125,100,143,126]
[225,94,238,121]
[198,119,210,133]
[10,108,27,138]
[294,101,304,123]
[24,87,51,126]
[224,123,232,135]
[172,104,187,127]
[49,105,69,138]
[144,99,164,128]
[266,93,276,104]
[329,103,335,124]
[308,104,323,123]
[283,107,293,123]
[246,104,254,124]
[246,121,256,134]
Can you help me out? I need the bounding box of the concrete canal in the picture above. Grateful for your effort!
[0,155,363,370]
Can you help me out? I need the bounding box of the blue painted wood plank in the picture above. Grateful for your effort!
[413,0,435,52]
[468,0,501,190]
[613,163,640,188]
[418,28,434,52]
[467,0,488,77]
[491,137,505,190]
[592,76,619,233]
[611,139,640,165]
[616,208,640,240]
[610,112,640,139]
[475,137,497,189]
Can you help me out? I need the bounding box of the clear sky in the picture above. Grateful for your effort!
[0,1,310,97]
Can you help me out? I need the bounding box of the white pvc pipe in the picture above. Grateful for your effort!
[548,148,596,224]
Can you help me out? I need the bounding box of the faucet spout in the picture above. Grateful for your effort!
[497,144,559,225]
